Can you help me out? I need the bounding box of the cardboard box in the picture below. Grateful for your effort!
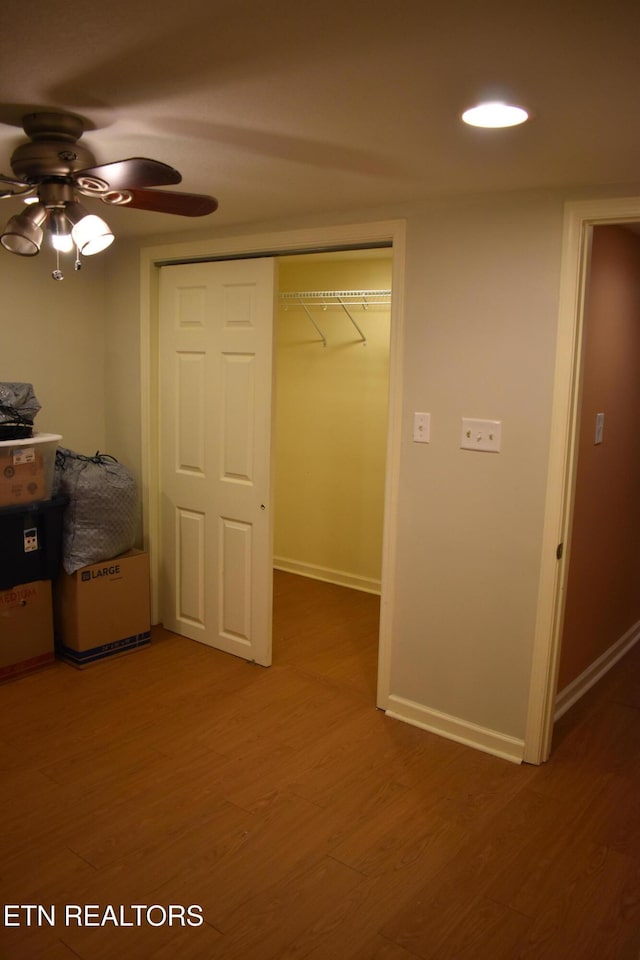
[54,549,151,668]
[0,580,55,682]
[0,434,62,506]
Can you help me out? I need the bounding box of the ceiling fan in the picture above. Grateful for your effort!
[0,111,218,278]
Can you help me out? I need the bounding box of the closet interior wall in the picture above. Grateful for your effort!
[274,254,392,594]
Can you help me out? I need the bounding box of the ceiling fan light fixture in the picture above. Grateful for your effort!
[0,202,48,256]
[72,214,114,255]
[50,209,74,253]
[462,101,529,128]
[0,112,218,277]
[65,202,114,256]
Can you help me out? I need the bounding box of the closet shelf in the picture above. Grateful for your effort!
[279,290,391,346]
[280,289,391,306]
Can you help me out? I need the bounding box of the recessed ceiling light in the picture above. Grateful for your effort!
[462,102,529,128]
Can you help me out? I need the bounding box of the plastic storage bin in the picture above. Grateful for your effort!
[0,433,61,506]
[0,495,67,590]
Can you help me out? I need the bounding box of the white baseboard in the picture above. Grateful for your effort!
[384,694,525,764]
[555,619,640,721]
[273,556,381,595]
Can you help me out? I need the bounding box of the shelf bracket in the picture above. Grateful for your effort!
[337,298,367,345]
[298,297,326,347]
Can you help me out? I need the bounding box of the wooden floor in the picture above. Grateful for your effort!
[1,570,640,960]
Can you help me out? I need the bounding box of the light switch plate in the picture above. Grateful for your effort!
[413,412,431,443]
[461,418,502,453]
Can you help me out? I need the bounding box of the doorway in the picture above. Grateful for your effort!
[554,223,640,719]
[524,197,640,764]
[140,218,405,710]
[272,250,391,689]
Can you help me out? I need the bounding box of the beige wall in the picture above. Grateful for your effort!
[389,193,561,738]
[558,225,640,691]
[100,188,566,746]
[0,251,108,453]
[274,255,391,591]
[102,242,145,472]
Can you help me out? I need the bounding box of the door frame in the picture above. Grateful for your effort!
[524,195,640,764]
[139,218,406,706]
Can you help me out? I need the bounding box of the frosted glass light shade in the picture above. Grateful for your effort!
[50,209,74,252]
[71,214,114,255]
[52,232,74,253]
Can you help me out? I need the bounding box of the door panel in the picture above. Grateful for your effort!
[176,507,205,625]
[159,258,276,665]
[176,351,206,473]
[221,353,256,480]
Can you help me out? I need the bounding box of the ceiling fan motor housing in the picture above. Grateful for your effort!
[11,113,95,181]
[10,139,96,181]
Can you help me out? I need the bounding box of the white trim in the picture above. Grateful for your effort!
[554,620,640,721]
[140,219,406,707]
[385,695,524,764]
[375,224,405,709]
[273,557,381,595]
[524,195,640,765]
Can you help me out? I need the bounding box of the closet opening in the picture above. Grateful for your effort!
[272,249,392,700]
[147,219,404,711]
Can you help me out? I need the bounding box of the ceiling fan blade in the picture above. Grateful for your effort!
[0,175,32,197]
[104,187,218,217]
[76,157,182,191]
[0,173,27,186]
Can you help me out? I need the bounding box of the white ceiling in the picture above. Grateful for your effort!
[1,0,639,240]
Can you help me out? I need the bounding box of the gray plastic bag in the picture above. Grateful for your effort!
[55,448,138,574]
[0,382,41,439]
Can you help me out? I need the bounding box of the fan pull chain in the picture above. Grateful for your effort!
[52,247,64,281]
[74,245,82,272]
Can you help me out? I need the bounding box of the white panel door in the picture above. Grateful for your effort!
[158,258,276,665]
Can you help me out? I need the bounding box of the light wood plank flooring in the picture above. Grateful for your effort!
[1,570,639,959]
